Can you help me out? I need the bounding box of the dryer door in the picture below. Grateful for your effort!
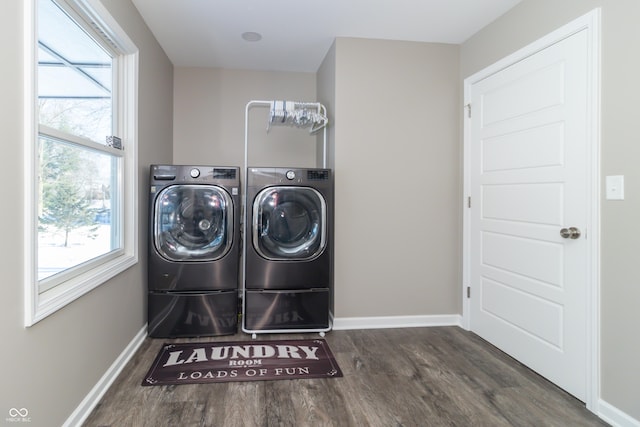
[253,187,326,260]
[154,184,233,261]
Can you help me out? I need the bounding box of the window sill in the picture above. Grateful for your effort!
[25,253,137,327]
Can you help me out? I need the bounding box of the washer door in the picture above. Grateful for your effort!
[253,187,327,260]
[154,184,233,261]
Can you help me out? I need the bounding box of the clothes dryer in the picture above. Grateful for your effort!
[243,167,333,333]
[148,165,240,337]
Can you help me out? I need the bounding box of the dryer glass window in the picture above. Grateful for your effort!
[253,187,326,260]
[154,185,233,261]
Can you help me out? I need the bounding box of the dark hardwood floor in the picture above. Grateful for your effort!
[83,326,608,426]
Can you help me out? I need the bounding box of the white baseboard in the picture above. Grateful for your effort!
[63,325,147,427]
[332,314,462,330]
[598,399,640,427]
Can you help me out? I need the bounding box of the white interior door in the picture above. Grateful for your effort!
[466,28,591,401]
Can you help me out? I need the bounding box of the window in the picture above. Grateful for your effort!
[24,0,139,325]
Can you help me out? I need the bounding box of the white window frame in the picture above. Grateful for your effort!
[23,0,139,326]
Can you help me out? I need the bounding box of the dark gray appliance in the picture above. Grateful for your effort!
[243,167,333,334]
[148,165,240,337]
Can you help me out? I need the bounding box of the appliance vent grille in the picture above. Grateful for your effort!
[213,168,237,179]
[307,170,329,181]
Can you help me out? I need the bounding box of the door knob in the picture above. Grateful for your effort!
[560,227,581,239]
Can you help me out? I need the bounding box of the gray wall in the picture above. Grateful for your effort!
[173,40,461,320]
[461,0,640,419]
[329,38,461,317]
[0,0,173,425]
[316,41,336,169]
[173,68,318,168]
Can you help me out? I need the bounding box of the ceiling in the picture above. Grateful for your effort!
[131,0,522,73]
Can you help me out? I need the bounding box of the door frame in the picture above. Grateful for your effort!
[461,9,601,411]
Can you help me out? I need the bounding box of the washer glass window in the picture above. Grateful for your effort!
[253,187,326,260]
[154,185,233,261]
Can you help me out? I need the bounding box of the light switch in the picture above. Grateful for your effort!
[606,175,624,200]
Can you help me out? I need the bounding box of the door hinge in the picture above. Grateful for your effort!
[467,196,471,208]
[465,103,471,118]
[467,286,471,298]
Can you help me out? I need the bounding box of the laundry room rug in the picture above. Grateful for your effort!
[141,339,343,386]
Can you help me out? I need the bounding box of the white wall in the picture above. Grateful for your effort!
[461,0,640,421]
[0,1,173,425]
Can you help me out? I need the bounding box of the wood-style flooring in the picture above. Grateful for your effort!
[83,326,608,426]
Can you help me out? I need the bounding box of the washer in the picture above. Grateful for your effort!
[243,167,333,334]
[148,165,240,337]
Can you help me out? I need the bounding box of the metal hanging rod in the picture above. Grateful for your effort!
[244,100,329,173]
